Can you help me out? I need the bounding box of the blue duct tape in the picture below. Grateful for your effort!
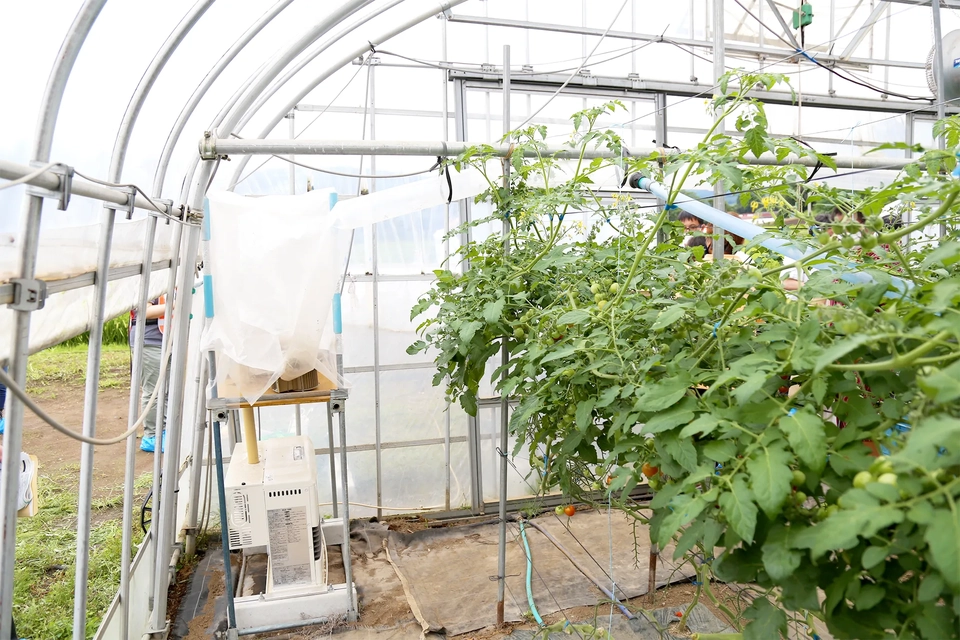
[333,292,342,335]
[330,191,338,209]
[202,197,211,241]
[203,274,214,318]
[664,203,678,210]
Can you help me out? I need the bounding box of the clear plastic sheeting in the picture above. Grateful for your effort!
[332,165,495,229]
[0,270,169,362]
[0,218,176,282]
[201,189,342,404]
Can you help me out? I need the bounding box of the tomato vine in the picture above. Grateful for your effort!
[410,70,960,639]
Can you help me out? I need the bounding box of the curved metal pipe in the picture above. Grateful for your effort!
[73,2,215,638]
[227,0,470,190]
[216,0,373,140]
[152,0,295,198]
[1,3,107,640]
[181,0,372,208]
[0,0,106,638]
[233,0,405,134]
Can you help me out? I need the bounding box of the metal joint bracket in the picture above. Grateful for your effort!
[105,185,137,219]
[199,131,218,160]
[9,278,47,311]
[184,206,204,225]
[330,400,345,414]
[25,162,73,210]
[153,198,174,225]
[214,410,228,422]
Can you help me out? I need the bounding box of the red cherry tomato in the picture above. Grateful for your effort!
[641,462,660,478]
[563,505,576,517]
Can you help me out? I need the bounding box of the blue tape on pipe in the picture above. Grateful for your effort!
[664,203,678,210]
[203,275,214,318]
[202,197,211,241]
[333,292,342,335]
[329,192,338,209]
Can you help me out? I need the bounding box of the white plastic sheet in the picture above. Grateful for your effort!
[201,189,342,405]
[331,165,494,230]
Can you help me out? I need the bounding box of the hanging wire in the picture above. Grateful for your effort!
[339,56,375,296]
[0,161,61,191]
[233,59,369,187]
[72,169,191,225]
[267,152,440,179]
[515,0,632,130]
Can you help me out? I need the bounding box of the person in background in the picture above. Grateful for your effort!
[678,211,704,233]
[130,298,165,453]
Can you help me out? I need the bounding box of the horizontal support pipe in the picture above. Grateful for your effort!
[0,259,172,305]
[0,159,177,216]
[202,136,912,169]
[446,13,927,70]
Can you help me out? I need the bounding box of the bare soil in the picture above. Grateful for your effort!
[19,351,153,497]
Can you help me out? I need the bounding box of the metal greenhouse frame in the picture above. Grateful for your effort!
[0,1,955,638]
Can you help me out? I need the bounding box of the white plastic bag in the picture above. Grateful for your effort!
[201,189,341,405]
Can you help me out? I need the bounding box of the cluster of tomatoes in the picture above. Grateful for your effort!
[554,504,577,517]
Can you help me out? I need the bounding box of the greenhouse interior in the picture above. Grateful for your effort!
[1,1,960,639]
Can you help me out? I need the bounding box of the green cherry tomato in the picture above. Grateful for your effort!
[861,235,878,251]
[841,236,855,250]
[590,283,600,294]
[514,328,525,339]
[870,456,893,476]
[609,282,620,294]
[853,470,874,489]
[794,491,808,505]
[791,469,806,487]
[817,231,832,246]
[877,473,898,486]
[555,505,565,516]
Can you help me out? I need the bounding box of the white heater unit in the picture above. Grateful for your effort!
[224,435,352,632]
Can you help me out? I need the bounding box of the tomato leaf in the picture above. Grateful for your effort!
[747,442,792,516]
[742,597,787,640]
[925,508,960,589]
[719,477,758,544]
[779,409,826,473]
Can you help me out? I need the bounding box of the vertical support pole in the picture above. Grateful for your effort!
[326,404,339,518]
[332,291,356,621]
[712,0,726,261]
[120,214,158,638]
[883,3,891,95]
[496,44,511,628]
[369,64,383,521]
[148,227,183,615]
[338,409,356,620]
[210,357,238,632]
[441,12,452,512]
[151,219,201,636]
[287,110,296,195]
[73,204,118,640]
[689,0,696,81]
[453,76,482,515]
[933,0,946,142]
[654,93,668,246]
[1,7,107,637]
[184,353,209,558]
[286,109,304,435]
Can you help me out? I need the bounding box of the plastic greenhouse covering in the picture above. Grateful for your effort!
[2,0,959,638]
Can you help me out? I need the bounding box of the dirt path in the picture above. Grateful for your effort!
[18,347,154,498]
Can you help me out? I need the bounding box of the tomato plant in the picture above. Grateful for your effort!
[412,69,960,639]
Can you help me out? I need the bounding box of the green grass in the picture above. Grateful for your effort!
[14,472,150,639]
[27,343,130,393]
[58,315,130,349]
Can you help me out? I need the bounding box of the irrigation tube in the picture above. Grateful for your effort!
[629,173,911,292]
[524,521,634,620]
[629,173,807,261]
[518,521,545,627]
